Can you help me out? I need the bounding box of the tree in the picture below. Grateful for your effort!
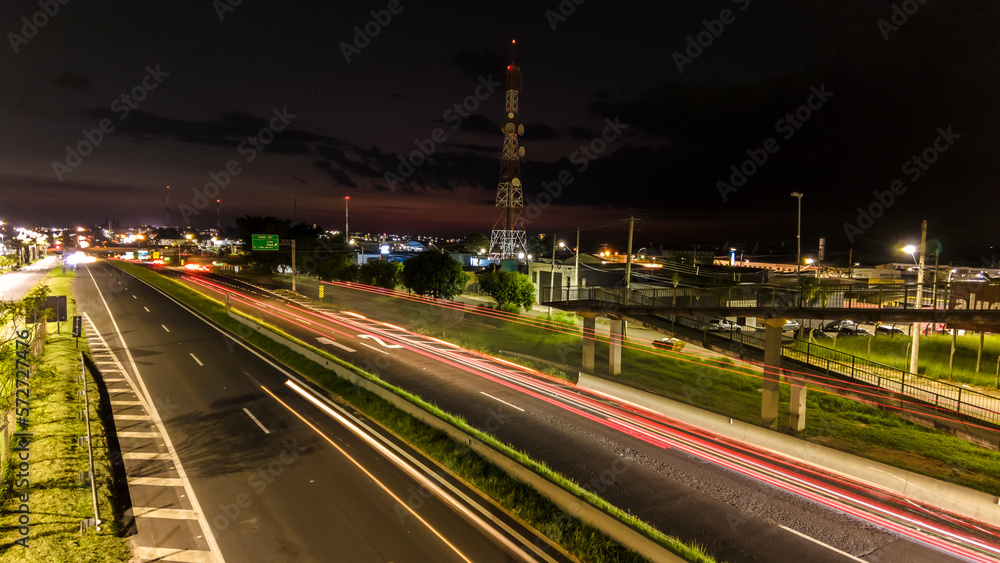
[401,251,469,299]
[359,260,402,289]
[461,232,490,254]
[479,270,535,310]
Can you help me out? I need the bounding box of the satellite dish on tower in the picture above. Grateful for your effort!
[517,124,524,136]
[504,122,515,134]
[518,146,525,157]
[507,112,514,119]
[512,178,521,187]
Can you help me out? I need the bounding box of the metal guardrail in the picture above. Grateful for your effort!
[79,352,101,532]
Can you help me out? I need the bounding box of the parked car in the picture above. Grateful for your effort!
[707,319,741,332]
[875,324,907,336]
[822,320,854,332]
[838,324,870,336]
[804,327,833,339]
[653,337,686,351]
[781,320,800,332]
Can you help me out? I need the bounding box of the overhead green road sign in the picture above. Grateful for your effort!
[252,234,279,251]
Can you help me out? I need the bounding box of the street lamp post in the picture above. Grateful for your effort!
[910,220,927,376]
[344,196,349,239]
[790,192,803,305]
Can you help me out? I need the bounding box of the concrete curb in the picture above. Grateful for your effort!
[578,373,1000,527]
[228,312,685,563]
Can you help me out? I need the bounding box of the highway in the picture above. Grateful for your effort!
[0,256,58,301]
[74,261,563,562]
[172,269,1000,563]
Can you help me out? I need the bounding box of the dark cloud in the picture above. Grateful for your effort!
[450,47,507,76]
[86,108,335,156]
[442,142,496,152]
[455,114,499,135]
[56,72,89,91]
[521,122,559,141]
[311,160,357,188]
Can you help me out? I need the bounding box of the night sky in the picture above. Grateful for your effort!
[1,0,997,264]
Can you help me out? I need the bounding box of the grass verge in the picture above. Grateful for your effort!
[113,262,716,563]
[0,268,131,562]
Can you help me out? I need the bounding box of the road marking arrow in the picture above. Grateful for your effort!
[358,334,403,349]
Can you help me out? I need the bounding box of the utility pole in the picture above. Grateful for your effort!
[573,227,580,295]
[790,192,803,305]
[345,196,350,239]
[623,216,639,294]
[549,234,557,309]
[910,219,927,376]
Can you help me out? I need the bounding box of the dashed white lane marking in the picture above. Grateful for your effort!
[190,353,203,366]
[133,507,200,520]
[779,525,867,562]
[131,477,184,487]
[132,546,215,563]
[118,431,161,438]
[243,408,270,434]
[111,400,143,406]
[123,452,170,460]
[116,414,153,420]
[161,324,170,332]
[479,392,525,412]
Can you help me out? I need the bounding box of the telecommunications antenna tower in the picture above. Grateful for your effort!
[489,39,527,261]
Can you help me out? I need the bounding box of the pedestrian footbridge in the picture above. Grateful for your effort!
[541,283,1000,439]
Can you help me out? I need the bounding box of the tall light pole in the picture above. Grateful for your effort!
[909,220,927,376]
[573,227,580,294]
[344,196,350,239]
[790,192,803,304]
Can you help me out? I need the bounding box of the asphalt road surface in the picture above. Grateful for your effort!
[170,270,1000,563]
[75,262,566,563]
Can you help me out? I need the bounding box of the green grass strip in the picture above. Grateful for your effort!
[0,268,131,562]
[112,262,716,563]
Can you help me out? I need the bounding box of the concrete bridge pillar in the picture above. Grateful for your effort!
[609,318,624,376]
[581,314,598,373]
[761,318,784,429]
[789,382,808,432]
